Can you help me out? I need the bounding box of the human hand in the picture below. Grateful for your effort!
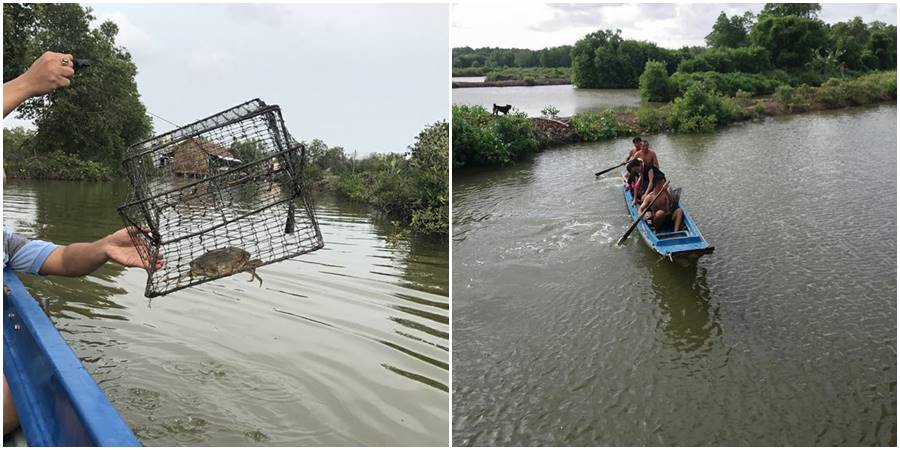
[104,228,163,270]
[20,51,76,97]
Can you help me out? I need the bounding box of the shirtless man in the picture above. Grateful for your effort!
[621,136,643,164]
[639,182,684,232]
[633,139,659,168]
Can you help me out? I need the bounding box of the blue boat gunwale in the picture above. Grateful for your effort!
[620,170,714,258]
[3,269,141,446]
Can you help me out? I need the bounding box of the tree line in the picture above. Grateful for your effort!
[574,3,896,91]
[4,3,152,176]
[453,45,573,70]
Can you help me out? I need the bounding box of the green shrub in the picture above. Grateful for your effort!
[484,67,572,82]
[571,110,624,141]
[636,106,669,133]
[541,105,560,119]
[753,101,767,116]
[451,104,537,167]
[452,67,488,77]
[677,46,772,74]
[668,82,737,133]
[452,105,508,167]
[735,89,752,100]
[671,71,780,97]
[639,59,674,102]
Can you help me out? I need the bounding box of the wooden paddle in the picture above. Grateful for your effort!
[594,162,626,177]
[617,179,670,246]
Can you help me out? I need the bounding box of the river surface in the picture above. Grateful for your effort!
[453,85,640,117]
[452,105,897,446]
[3,182,448,446]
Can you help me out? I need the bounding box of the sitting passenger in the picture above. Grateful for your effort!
[625,158,665,205]
[639,182,684,232]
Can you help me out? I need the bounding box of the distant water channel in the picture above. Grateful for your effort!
[453,84,640,117]
[4,183,448,446]
[452,105,897,446]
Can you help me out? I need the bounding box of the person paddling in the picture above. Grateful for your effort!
[621,136,643,164]
[633,139,659,169]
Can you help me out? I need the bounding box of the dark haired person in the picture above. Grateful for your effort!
[625,158,665,206]
[3,51,160,436]
[622,136,643,164]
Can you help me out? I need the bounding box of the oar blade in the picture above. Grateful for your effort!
[594,162,625,177]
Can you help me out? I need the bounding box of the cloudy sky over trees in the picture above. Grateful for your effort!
[79,3,449,156]
[453,3,897,49]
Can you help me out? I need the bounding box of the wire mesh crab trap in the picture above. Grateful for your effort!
[118,99,324,297]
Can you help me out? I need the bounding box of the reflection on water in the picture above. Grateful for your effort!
[648,261,718,354]
[453,105,897,446]
[4,181,448,446]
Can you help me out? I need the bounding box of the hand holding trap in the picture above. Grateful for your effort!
[118,99,324,297]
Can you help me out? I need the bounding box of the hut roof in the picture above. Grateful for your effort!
[173,138,234,158]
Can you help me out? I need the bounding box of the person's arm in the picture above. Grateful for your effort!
[39,228,160,276]
[4,51,74,118]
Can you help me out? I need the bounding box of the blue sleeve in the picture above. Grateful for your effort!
[3,226,58,275]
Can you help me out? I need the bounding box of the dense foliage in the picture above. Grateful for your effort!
[706,12,755,48]
[484,67,570,82]
[451,105,538,168]
[669,71,783,97]
[452,46,573,69]
[639,60,674,102]
[571,29,694,88]
[304,122,449,235]
[4,126,114,180]
[3,3,152,176]
[571,3,895,100]
[677,46,772,74]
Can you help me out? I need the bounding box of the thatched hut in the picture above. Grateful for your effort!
[170,138,240,177]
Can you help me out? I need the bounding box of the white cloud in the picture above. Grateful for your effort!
[92,11,159,58]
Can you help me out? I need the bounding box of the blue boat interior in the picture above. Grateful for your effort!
[622,180,714,258]
[3,269,141,446]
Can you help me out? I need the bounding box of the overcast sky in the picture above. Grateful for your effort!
[453,3,898,50]
[5,3,449,156]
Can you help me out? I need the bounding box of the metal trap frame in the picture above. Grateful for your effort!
[118,99,324,297]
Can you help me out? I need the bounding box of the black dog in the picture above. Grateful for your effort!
[493,103,512,115]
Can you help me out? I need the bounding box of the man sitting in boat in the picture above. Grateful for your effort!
[3,51,160,437]
[638,181,684,232]
[625,158,665,206]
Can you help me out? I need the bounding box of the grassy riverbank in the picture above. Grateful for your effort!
[452,66,571,83]
[304,121,449,235]
[452,71,896,167]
